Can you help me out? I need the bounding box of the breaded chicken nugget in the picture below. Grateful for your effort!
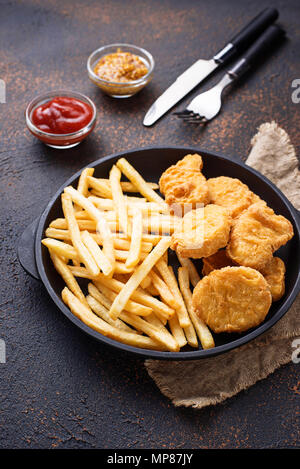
[202,250,286,302]
[192,266,272,333]
[171,204,232,258]
[202,249,235,276]
[159,154,210,213]
[260,256,285,302]
[207,176,255,218]
[227,202,294,270]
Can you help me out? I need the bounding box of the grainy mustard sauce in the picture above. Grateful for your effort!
[94,49,148,82]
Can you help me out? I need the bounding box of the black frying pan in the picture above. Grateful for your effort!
[18,146,300,360]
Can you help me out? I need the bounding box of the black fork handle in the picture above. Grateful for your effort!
[227,24,285,79]
[214,7,279,64]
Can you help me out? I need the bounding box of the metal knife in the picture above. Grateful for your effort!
[143,7,278,126]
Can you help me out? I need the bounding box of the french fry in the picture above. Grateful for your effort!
[86,294,137,334]
[146,284,160,297]
[126,207,143,269]
[143,217,179,235]
[164,266,197,346]
[116,158,167,206]
[95,179,159,193]
[88,282,110,306]
[50,215,176,236]
[178,267,215,349]
[110,165,130,236]
[92,233,152,253]
[77,168,94,195]
[49,251,90,309]
[61,193,99,276]
[69,263,133,278]
[176,253,201,288]
[87,176,112,198]
[120,181,159,192]
[117,312,178,351]
[88,176,158,198]
[140,234,162,245]
[109,237,171,320]
[140,275,151,290]
[71,259,81,267]
[50,219,97,230]
[81,230,112,276]
[92,281,152,317]
[89,196,167,214]
[74,168,94,212]
[155,260,191,328]
[45,227,72,240]
[62,287,167,351]
[93,275,173,321]
[183,322,198,348]
[42,238,80,262]
[149,270,179,309]
[47,224,154,252]
[90,189,147,203]
[113,273,131,283]
[145,312,164,328]
[168,314,187,348]
[121,196,147,203]
[64,186,115,272]
[75,210,92,220]
[87,197,115,211]
[162,250,168,264]
[146,313,181,348]
[88,286,178,351]
[114,249,146,262]
[86,290,138,334]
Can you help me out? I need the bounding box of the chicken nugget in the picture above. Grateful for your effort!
[171,204,232,258]
[192,266,272,333]
[159,154,210,213]
[207,176,255,218]
[227,202,294,270]
[202,249,236,276]
[260,256,285,302]
[202,250,285,301]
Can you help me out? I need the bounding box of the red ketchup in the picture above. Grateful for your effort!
[32,96,93,134]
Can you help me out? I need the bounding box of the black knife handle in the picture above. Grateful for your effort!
[214,7,279,64]
[227,25,285,79]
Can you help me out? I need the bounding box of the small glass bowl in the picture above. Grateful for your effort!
[25,90,97,149]
[87,43,154,98]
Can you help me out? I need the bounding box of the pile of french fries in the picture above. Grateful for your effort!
[42,158,215,352]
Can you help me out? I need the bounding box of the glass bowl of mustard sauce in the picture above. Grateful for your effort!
[87,43,154,98]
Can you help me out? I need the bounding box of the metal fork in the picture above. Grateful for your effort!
[175,25,284,124]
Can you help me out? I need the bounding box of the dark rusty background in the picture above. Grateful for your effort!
[0,0,299,449]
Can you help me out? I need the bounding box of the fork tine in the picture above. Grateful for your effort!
[177,114,194,120]
[178,113,208,124]
[173,110,193,117]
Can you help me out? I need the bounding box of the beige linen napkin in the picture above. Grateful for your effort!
[145,121,300,409]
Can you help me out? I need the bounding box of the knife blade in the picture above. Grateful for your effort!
[143,7,278,126]
[143,58,219,126]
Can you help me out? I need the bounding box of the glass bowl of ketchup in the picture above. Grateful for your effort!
[25,90,97,149]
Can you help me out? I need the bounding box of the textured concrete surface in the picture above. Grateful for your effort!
[0,0,299,449]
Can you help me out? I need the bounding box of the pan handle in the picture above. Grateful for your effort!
[17,217,41,281]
